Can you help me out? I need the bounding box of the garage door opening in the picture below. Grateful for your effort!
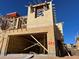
[7,33,48,54]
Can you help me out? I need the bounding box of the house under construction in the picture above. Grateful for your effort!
[0,1,64,56]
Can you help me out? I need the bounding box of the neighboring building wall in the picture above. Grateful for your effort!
[6,12,20,17]
[56,22,63,34]
[55,25,63,40]
[76,37,79,50]
[55,23,64,56]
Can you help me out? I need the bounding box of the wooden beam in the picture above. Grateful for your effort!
[30,35,48,52]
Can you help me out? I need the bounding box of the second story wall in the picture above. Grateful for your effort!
[27,2,54,28]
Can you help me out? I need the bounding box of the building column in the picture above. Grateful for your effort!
[47,26,56,56]
[0,34,4,53]
[1,34,9,56]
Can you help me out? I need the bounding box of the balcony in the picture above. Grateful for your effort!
[0,16,27,33]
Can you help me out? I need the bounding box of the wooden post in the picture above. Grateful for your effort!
[15,18,19,29]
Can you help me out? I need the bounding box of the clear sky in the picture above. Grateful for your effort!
[0,0,78,44]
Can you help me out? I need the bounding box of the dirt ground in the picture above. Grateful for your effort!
[33,56,79,59]
[0,56,79,59]
[0,54,78,59]
[33,55,79,59]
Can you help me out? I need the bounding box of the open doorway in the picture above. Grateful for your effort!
[7,33,48,54]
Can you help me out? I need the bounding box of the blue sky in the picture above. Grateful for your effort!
[54,0,79,44]
[0,0,78,44]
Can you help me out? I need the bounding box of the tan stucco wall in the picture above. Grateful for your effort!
[27,2,54,28]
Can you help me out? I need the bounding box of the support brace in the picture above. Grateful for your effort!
[24,43,39,51]
[30,35,48,52]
